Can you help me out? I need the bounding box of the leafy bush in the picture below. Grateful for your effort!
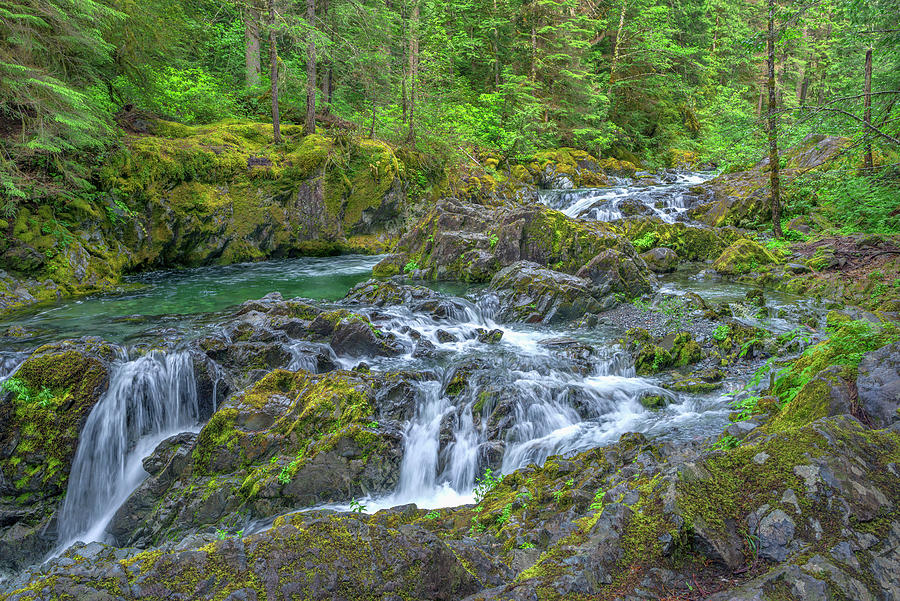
[473,468,504,503]
[1,378,56,408]
[784,167,900,234]
[115,67,238,124]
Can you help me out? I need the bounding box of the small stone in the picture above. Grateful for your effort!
[830,541,860,570]
[757,509,796,562]
[753,452,770,465]
[780,489,800,513]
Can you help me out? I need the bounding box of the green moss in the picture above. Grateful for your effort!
[613,219,744,262]
[191,408,240,474]
[0,347,109,495]
[772,319,899,408]
[712,238,778,276]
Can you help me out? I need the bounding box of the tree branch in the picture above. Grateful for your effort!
[775,106,900,145]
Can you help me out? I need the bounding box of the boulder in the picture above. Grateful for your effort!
[488,262,602,324]
[373,199,632,282]
[575,249,657,298]
[640,247,678,273]
[692,135,848,228]
[107,369,412,547]
[856,342,900,428]
[713,238,778,276]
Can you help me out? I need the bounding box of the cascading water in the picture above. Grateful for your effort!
[57,351,201,548]
[0,353,23,384]
[334,294,699,513]
[540,171,715,223]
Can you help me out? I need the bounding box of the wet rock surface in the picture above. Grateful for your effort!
[5,416,900,601]
[2,154,899,601]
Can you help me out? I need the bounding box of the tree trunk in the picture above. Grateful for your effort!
[268,0,281,143]
[610,0,627,83]
[406,0,419,146]
[244,1,261,88]
[320,0,332,114]
[864,48,874,170]
[492,0,500,90]
[530,22,537,82]
[304,0,317,135]
[766,0,782,238]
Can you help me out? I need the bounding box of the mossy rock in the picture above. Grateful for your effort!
[0,342,113,500]
[712,239,778,276]
[613,218,745,262]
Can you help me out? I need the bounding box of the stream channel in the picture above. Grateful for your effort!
[0,172,822,569]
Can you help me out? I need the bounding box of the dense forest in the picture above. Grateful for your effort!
[1,1,900,600]
[2,0,899,230]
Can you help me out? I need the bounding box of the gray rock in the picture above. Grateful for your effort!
[489,261,602,324]
[639,247,678,273]
[756,509,796,562]
[856,342,900,427]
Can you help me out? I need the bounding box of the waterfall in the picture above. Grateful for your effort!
[393,380,449,500]
[538,171,715,223]
[0,353,23,385]
[57,351,201,547]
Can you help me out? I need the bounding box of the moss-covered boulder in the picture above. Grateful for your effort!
[520,147,613,189]
[7,512,487,601]
[692,134,849,228]
[622,328,702,375]
[613,217,746,262]
[374,198,633,283]
[639,247,678,273]
[0,340,115,573]
[107,369,419,547]
[489,261,603,324]
[713,238,778,275]
[575,247,657,298]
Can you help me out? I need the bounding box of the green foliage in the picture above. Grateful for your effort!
[349,499,367,513]
[403,260,419,274]
[113,67,238,125]
[632,231,659,252]
[785,167,900,234]
[1,378,56,409]
[773,319,900,405]
[710,434,741,451]
[474,468,505,503]
[712,325,730,342]
[729,394,761,422]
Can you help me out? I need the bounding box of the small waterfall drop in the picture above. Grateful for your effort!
[539,171,715,223]
[57,351,201,547]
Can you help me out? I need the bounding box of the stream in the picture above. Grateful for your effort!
[0,171,822,563]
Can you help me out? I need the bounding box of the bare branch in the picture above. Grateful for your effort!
[775,106,900,145]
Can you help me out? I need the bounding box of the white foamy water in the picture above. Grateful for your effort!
[56,351,201,549]
[540,171,715,223]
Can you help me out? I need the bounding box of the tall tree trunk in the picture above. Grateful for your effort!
[492,0,500,90]
[609,0,627,83]
[406,0,419,146]
[268,0,281,143]
[320,0,332,114]
[766,0,782,238]
[530,22,537,82]
[401,2,408,122]
[304,0,317,135]
[244,1,261,88]
[757,61,766,117]
[863,48,874,170]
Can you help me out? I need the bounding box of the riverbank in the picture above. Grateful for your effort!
[1,128,899,600]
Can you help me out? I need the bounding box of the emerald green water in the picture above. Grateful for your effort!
[0,255,382,348]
